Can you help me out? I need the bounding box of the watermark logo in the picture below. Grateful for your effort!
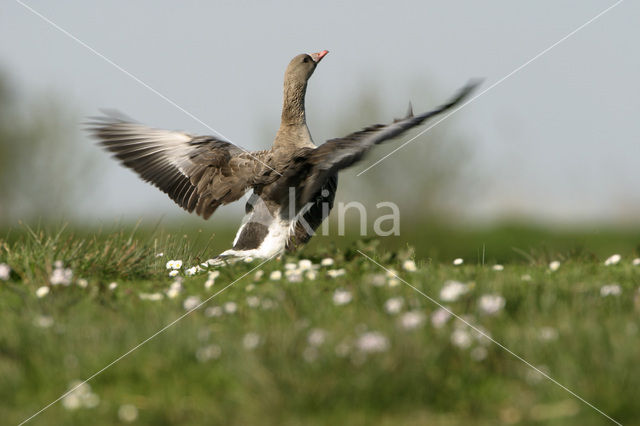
[242,187,400,237]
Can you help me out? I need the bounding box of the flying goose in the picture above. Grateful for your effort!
[89,50,478,262]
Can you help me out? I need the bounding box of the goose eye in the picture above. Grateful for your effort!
[303,57,309,63]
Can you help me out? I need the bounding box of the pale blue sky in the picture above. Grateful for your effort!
[1,0,638,224]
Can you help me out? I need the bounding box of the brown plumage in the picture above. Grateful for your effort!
[88,51,479,260]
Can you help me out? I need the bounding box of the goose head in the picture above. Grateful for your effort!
[284,50,329,85]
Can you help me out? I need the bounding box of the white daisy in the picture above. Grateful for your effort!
[604,254,621,266]
[36,286,50,298]
[33,315,54,328]
[430,307,451,328]
[118,404,139,423]
[50,268,73,286]
[269,270,282,280]
[451,329,472,348]
[399,311,426,330]
[224,301,237,314]
[305,270,318,280]
[254,270,264,281]
[439,280,469,302]
[168,270,179,277]
[204,306,223,317]
[521,274,532,281]
[195,344,222,362]
[285,269,303,283]
[384,297,404,315]
[549,261,561,271]
[492,264,504,271]
[166,260,183,270]
[76,278,88,288]
[387,278,401,287]
[332,289,352,305]
[633,258,640,266]
[478,294,506,315]
[155,252,164,258]
[327,268,346,278]
[139,292,163,301]
[243,332,261,350]
[600,284,622,297]
[246,296,260,308]
[453,258,464,266]
[185,266,198,276]
[307,328,327,346]
[402,259,417,272]
[0,263,10,280]
[356,331,389,353]
[62,381,99,410]
[284,262,298,270]
[108,282,118,291]
[166,281,182,298]
[298,259,313,270]
[62,393,81,411]
[183,295,201,311]
[320,258,334,266]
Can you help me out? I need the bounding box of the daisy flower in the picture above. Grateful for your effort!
[327,268,346,278]
[183,295,201,311]
[118,404,139,423]
[332,289,352,306]
[243,332,261,350]
[356,331,389,353]
[478,294,506,315]
[604,254,621,266]
[430,307,451,328]
[139,292,163,301]
[399,311,426,330]
[0,263,10,281]
[451,329,472,349]
[439,280,469,302]
[269,270,282,280]
[600,284,621,297]
[307,328,327,346]
[320,258,334,266]
[384,297,404,315]
[165,260,183,270]
[36,286,50,298]
[402,259,417,272]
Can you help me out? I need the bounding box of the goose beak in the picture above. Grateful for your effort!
[310,50,329,63]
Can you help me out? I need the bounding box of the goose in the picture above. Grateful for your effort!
[89,50,478,262]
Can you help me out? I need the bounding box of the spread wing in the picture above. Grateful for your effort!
[87,113,270,220]
[295,80,480,204]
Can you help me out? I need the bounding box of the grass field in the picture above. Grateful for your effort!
[1,224,639,425]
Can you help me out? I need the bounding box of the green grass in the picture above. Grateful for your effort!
[1,225,639,425]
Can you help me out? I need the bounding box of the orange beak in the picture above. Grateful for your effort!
[310,50,329,63]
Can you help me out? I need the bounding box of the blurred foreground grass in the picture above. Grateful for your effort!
[1,223,639,425]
